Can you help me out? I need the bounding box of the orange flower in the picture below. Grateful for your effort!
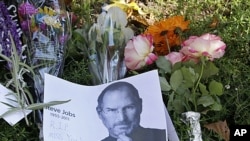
[144,16,190,55]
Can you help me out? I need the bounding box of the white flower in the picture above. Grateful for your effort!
[88,7,133,44]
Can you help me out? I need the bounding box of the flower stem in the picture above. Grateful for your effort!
[192,61,205,112]
[165,35,171,53]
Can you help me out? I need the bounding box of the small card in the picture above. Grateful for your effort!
[0,84,31,126]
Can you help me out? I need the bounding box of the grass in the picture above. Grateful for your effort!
[0,119,39,141]
[1,0,250,140]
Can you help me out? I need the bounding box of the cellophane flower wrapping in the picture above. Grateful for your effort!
[77,7,134,85]
[17,0,71,121]
[181,111,202,141]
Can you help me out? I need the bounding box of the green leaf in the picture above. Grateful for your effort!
[181,66,196,88]
[172,99,185,113]
[202,62,219,78]
[171,61,182,72]
[24,88,35,105]
[159,77,171,91]
[182,60,196,68]
[167,92,175,111]
[19,62,35,77]
[199,83,209,95]
[176,83,190,95]
[26,100,71,110]
[197,95,215,107]
[183,89,192,101]
[210,102,222,111]
[155,56,172,73]
[0,54,12,63]
[209,80,224,96]
[170,70,183,91]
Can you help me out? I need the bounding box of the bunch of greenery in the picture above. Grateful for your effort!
[169,0,250,140]
[0,33,69,125]
[157,55,224,114]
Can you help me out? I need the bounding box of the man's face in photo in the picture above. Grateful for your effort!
[97,89,142,138]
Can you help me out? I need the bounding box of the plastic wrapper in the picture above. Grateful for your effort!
[83,6,134,85]
[17,0,71,122]
[181,111,203,141]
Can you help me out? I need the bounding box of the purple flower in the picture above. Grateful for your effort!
[39,23,47,31]
[18,1,37,17]
[21,20,31,31]
[0,2,22,58]
[59,35,69,44]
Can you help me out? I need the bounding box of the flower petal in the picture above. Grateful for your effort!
[124,34,157,70]
[165,52,184,65]
[145,53,158,65]
[180,33,226,61]
[132,35,151,56]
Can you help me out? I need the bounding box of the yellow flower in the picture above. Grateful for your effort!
[144,16,189,55]
[38,6,56,16]
[44,16,61,28]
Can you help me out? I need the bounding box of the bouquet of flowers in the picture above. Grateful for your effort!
[0,1,69,126]
[17,0,71,112]
[157,33,226,114]
[75,6,134,84]
[159,33,226,140]
[123,14,226,140]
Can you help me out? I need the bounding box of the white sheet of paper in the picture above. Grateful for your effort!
[43,70,170,141]
[0,84,31,126]
[165,107,180,141]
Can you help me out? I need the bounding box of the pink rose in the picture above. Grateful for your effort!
[124,34,158,70]
[180,33,226,61]
[165,52,184,65]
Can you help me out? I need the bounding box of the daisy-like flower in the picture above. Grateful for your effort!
[144,15,189,55]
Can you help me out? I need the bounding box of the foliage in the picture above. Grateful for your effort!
[0,119,39,141]
[158,57,224,114]
[0,33,70,126]
[166,0,250,139]
[62,59,92,85]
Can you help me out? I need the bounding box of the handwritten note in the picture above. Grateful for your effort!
[43,105,84,141]
[43,75,86,141]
